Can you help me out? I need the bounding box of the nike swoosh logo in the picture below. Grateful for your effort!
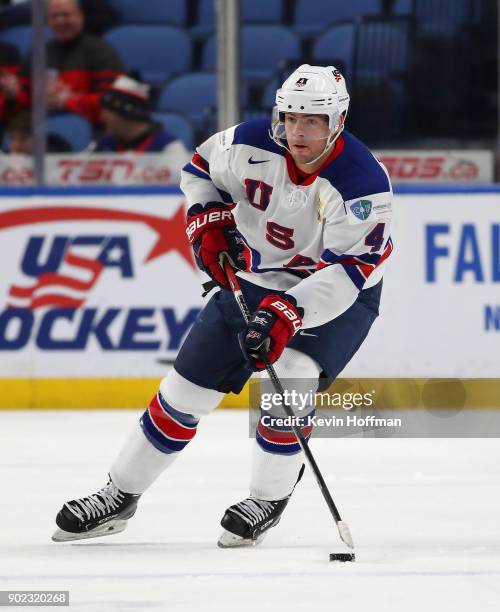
[248,157,270,164]
[299,330,318,337]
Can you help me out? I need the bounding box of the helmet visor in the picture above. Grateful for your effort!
[272,106,334,143]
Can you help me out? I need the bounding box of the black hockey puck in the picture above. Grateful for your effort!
[329,553,356,562]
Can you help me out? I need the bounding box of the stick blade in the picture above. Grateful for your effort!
[337,520,355,549]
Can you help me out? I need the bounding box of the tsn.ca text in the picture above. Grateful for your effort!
[379,155,479,181]
[0,158,174,185]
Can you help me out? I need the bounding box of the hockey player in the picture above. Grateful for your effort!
[52,65,393,546]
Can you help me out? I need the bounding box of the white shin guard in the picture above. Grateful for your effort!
[110,370,225,495]
[250,348,320,501]
[250,442,305,501]
[109,424,179,495]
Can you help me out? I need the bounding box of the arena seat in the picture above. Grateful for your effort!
[392,0,413,16]
[104,25,191,86]
[312,23,356,82]
[47,113,92,151]
[394,0,477,36]
[202,25,300,81]
[242,0,284,24]
[152,112,195,150]
[191,0,284,39]
[0,25,50,56]
[355,18,409,81]
[108,0,186,26]
[348,19,410,143]
[293,0,382,36]
[158,72,216,130]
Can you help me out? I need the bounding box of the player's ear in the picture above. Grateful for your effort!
[333,113,345,135]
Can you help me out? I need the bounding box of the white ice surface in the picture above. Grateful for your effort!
[1,410,499,611]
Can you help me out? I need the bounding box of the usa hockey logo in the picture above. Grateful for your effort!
[295,77,308,87]
[350,200,372,221]
[0,205,198,352]
[8,239,106,310]
[2,205,194,309]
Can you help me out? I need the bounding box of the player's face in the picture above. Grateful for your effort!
[284,113,330,165]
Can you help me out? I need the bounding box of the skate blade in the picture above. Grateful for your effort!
[217,529,266,548]
[52,519,128,542]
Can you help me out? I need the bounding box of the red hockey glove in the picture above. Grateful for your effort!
[186,202,247,287]
[239,294,304,371]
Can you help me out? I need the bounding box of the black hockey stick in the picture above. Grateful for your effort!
[222,257,355,551]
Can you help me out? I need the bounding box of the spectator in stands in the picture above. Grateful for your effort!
[3,111,72,154]
[0,40,20,137]
[10,0,123,127]
[0,0,119,35]
[3,110,32,155]
[93,74,191,160]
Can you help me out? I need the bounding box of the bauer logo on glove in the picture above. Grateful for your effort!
[239,294,304,371]
[186,202,248,287]
[185,209,234,242]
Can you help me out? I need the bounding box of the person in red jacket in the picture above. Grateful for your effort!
[12,0,123,127]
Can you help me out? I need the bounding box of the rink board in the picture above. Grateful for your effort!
[0,186,499,408]
[1,376,500,410]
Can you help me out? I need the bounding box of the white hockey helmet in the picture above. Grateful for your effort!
[271,64,350,157]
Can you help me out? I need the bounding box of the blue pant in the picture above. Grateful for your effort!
[174,278,382,394]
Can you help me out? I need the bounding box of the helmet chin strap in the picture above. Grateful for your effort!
[303,122,344,166]
[269,116,345,165]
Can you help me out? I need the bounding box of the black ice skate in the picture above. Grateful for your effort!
[218,496,290,547]
[52,478,140,542]
[218,465,305,548]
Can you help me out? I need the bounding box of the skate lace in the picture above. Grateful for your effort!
[230,497,277,527]
[64,481,125,522]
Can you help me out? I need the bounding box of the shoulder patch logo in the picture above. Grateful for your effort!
[350,199,372,221]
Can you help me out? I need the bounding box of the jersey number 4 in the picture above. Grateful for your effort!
[365,223,385,252]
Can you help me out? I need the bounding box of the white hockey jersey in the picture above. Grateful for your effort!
[181,119,393,329]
